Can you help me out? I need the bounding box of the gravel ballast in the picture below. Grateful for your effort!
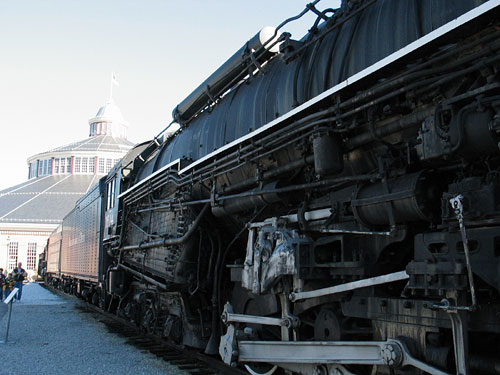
[0,283,189,375]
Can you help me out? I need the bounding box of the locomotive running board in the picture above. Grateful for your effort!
[235,339,450,375]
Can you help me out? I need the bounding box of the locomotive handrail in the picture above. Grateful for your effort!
[118,158,181,199]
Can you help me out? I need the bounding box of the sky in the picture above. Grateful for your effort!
[0,0,341,191]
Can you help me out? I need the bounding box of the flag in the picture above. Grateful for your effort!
[112,72,119,87]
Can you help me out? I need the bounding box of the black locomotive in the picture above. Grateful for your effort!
[45,1,500,374]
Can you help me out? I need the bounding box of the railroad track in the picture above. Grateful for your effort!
[41,283,247,375]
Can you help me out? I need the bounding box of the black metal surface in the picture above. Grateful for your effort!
[139,0,486,182]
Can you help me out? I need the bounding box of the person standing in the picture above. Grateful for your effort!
[4,273,14,301]
[0,269,5,301]
[12,262,27,301]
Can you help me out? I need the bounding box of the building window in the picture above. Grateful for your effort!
[29,162,37,179]
[8,242,18,270]
[98,158,105,174]
[32,159,51,177]
[74,157,81,173]
[106,158,112,173]
[53,158,71,174]
[60,157,66,173]
[81,157,88,173]
[27,243,37,270]
[89,157,95,173]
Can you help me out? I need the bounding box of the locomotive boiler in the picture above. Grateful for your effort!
[46,1,500,374]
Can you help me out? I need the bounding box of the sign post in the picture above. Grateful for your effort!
[0,288,19,344]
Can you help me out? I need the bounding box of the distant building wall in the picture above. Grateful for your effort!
[0,99,134,279]
[0,225,56,279]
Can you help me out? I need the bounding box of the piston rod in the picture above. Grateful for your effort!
[289,271,409,302]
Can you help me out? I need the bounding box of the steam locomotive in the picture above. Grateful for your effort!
[44,1,500,374]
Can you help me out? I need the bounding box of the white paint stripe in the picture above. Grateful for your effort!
[2,192,86,196]
[0,175,71,219]
[70,136,95,150]
[0,175,51,197]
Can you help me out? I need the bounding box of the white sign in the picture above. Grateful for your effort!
[3,288,19,304]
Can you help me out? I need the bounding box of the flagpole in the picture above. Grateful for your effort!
[109,72,113,101]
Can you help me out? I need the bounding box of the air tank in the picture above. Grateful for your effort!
[172,26,283,124]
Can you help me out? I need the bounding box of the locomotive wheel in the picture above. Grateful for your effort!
[91,290,100,305]
[141,307,156,334]
[314,308,341,341]
[99,289,112,311]
[244,364,278,375]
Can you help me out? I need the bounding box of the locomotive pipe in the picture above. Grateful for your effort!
[220,174,379,201]
[137,172,379,214]
[205,232,222,355]
[214,174,381,216]
[301,33,500,131]
[295,42,500,137]
[213,182,282,217]
[222,155,315,194]
[117,263,168,290]
[345,106,435,150]
[120,203,210,251]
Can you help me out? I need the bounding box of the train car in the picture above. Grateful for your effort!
[37,246,47,280]
[45,141,149,297]
[45,180,105,298]
[59,180,104,296]
[48,1,500,374]
[46,225,62,282]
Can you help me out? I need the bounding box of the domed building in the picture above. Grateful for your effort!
[0,99,134,277]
